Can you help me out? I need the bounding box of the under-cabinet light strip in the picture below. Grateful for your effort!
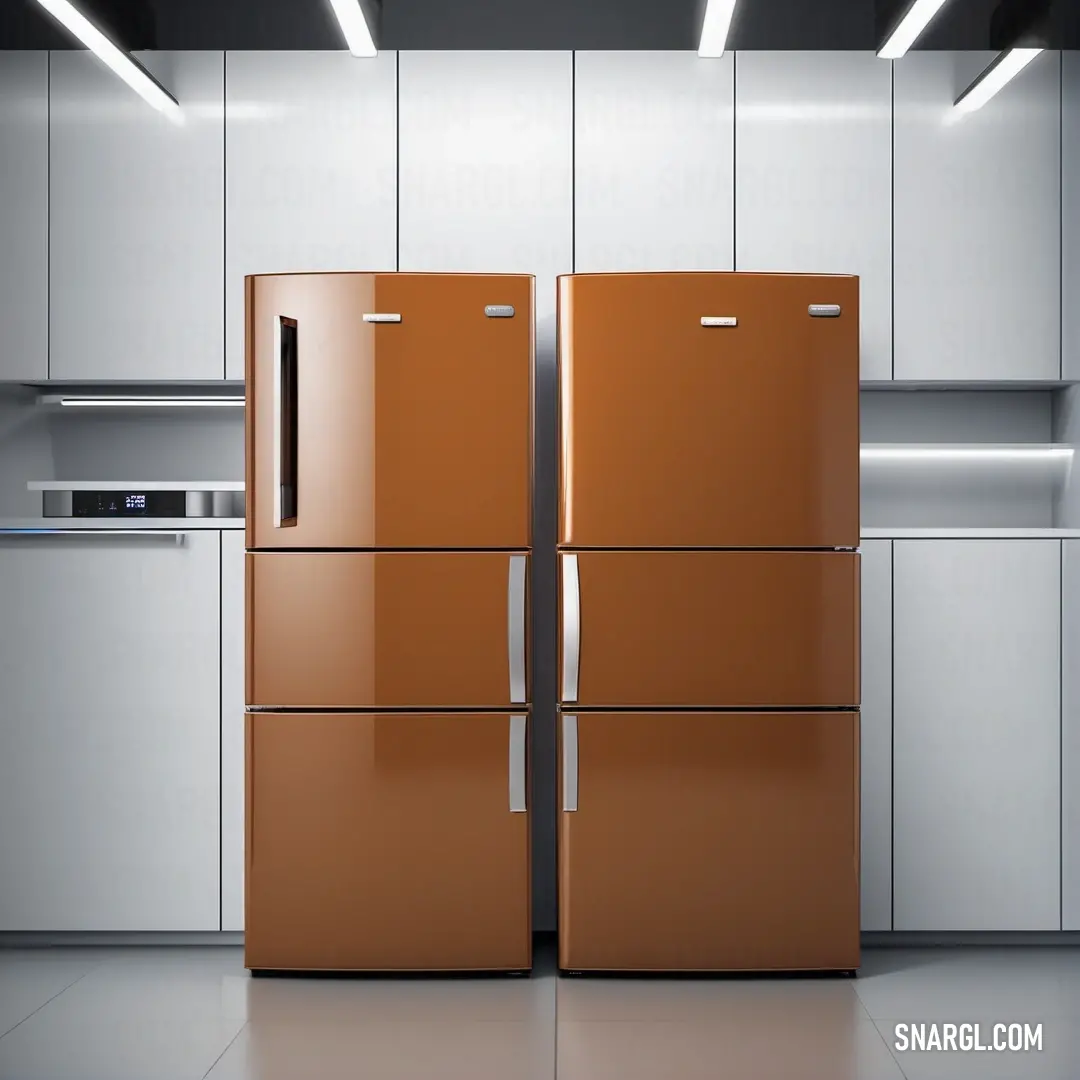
[861,446,1072,462]
[33,0,181,119]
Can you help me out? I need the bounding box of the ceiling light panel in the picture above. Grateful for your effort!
[878,0,951,59]
[328,0,378,57]
[33,0,180,118]
[699,0,738,58]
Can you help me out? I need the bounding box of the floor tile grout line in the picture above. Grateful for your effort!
[0,965,98,1041]
[868,1015,912,1080]
[201,1019,248,1079]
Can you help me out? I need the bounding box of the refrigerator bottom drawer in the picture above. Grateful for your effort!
[557,710,860,973]
[245,711,531,971]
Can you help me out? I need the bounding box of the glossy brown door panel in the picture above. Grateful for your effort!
[247,552,529,709]
[558,272,859,549]
[557,710,860,972]
[559,551,859,709]
[247,272,533,550]
[246,712,531,971]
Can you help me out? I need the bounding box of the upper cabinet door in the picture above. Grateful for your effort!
[50,52,224,382]
[894,52,1061,382]
[735,52,892,382]
[0,52,47,381]
[574,52,735,273]
[558,272,859,549]
[247,272,533,550]
[225,52,397,382]
[1065,52,1080,383]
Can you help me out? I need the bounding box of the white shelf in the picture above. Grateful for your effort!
[28,481,245,492]
[861,528,1080,539]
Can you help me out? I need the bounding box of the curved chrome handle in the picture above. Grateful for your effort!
[509,715,527,813]
[562,714,578,812]
[508,555,527,704]
[561,554,580,702]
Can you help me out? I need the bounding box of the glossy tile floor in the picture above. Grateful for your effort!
[2,942,1080,1078]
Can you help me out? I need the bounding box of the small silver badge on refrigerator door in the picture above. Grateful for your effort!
[485,305,515,318]
[808,305,842,318]
[362,313,402,323]
[701,316,738,328]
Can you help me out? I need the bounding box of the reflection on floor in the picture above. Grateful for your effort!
[2,942,1080,1078]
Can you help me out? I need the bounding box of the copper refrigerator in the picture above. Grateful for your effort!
[244,272,534,972]
[556,272,861,973]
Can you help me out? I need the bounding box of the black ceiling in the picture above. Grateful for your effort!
[2,0,1079,51]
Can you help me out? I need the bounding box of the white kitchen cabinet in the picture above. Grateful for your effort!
[224,51,398,381]
[0,530,221,930]
[0,52,48,381]
[220,529,245,931]
[573,51,734,272]
[1065,53,1080,383]
[859,539,892,931]
[1064,540,1080,929]
[735,52,892,381]
[893,52,1061,382]
[893,539,1060,930]
[49,52,224,381]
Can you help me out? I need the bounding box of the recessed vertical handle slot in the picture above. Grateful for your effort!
[561,554,580,702]
[273,316,298,528]
[509,715,527,813]
[562,714,578,812]
[508,555,527,704]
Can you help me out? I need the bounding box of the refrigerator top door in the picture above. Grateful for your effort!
[558,272,859,549]
[247,272,534,550]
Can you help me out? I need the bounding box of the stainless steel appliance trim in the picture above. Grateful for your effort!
[563,714,579,812]
[42,491,72,517]
[508,554,527,703]
[272,316,283,529]
[485,304,515,318]
[185,492,212,518]
[809,304,842,317]
[362,313,402,323]
[509,714,527,813]
[562,553,580,702]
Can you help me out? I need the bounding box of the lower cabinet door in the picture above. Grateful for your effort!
[558,710,860,972]
[246,711,531,971]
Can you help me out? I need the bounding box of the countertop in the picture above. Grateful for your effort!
[28,481,245,491]
[0,519,245,531]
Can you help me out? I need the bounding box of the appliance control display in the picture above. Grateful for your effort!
[72,491,187,518]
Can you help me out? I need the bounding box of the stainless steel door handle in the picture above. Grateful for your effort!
[561,554,580,702]
[0,530,188,545]
[509,715,527,813]
[562,714,578,812]
[508,555,527,704]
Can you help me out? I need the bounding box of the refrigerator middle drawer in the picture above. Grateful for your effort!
[559,550,859,709]
[247,552,529,709]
